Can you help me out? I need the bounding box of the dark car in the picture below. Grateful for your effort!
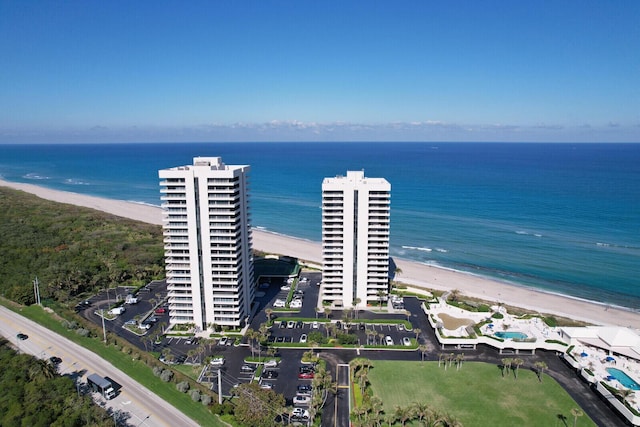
[336,321,342,329]
[263,370,278,379]
[49,356,62,364]
[279,321,287,329]
[359,322,366,330]
[16,333,28,340]
[295,321,303,328]
[297,384,313,393]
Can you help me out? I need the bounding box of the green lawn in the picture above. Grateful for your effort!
[367,360,596,427]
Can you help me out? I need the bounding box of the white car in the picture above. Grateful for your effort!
[291,408,310,419]
[280,285,291,291]
[385,335,394,346]
[264,359,278,368]
[312,321,319,329]
[218,337,228,346]
[260,382,274,389]
[210,357,225,366]
[290,300,302,308]
[273,299,286,308]
[293,395,311,405]
[402,337,411,346]
[299,334,307,343]
[287,321,295,329]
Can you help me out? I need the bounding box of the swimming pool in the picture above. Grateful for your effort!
[494,331,528,340]
[606,368,640,391]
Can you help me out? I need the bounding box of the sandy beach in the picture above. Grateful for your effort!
[2,178,639,329]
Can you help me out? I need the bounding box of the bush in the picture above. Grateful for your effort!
[210,402,234,415]
[75,328,90,337]
[491,312,504,319]
[201,394,212,406]
[152,366,163,377]
[160,370,173,382]
[190,390,201,402]
[176,381,190,393]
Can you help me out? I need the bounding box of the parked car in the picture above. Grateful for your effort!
[218,337,228,346]
[291,408,310,420]
[210,357,225,366]
[398,323,405,331]
[287,321,295,329]
[293,395,311,405]
[264,359,279,368]
[296,321,303,328]
[280,285,291,291]
[290,300,302,308]
[297,384,313,394]
[124,319,137,326]
[385,336,394,346]
[298,371,314,379]
[263,370,278,379]
[274,299,286,308]
[241,364,256,372]
[299,334,307,343]
[279,320,287,328]
[260,382,274,389]
[312,321,319,329]
[402,337,412,346]
[154,308,166,314]
[226,338,235,346]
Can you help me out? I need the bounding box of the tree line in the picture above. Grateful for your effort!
[0,336,113,426]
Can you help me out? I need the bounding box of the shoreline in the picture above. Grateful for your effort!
[2,178,639,329]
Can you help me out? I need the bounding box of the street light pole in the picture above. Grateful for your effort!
[101,307,107,343]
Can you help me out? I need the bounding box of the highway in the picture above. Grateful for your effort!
[0,305,199,427]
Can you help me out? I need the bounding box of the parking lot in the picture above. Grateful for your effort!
[79,270,430,427]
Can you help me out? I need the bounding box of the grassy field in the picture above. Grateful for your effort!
[367,360,596,427]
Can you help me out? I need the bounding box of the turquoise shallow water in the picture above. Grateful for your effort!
[0,142,638,310]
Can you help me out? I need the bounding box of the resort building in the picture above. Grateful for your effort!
[158,157,254,330]
[321,170,391,309]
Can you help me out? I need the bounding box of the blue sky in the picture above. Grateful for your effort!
[1,1,638,143]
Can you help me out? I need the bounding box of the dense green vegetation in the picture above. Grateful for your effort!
[0,188,164,304]
[0,336,113,426]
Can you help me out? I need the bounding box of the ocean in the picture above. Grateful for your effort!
[0,142,638,311]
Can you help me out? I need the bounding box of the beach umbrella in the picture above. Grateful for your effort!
[606,356,615,362]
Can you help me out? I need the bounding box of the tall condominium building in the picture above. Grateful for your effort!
[158,157,254,330]
[321,170,391,309]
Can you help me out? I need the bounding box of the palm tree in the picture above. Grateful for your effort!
[353,297,361,319]
[456,353,465,370]
[617,388,636,407]
[265,308,273,322]
[245,328,256,358]
[449,288,461,302]
[501,358,513,378]
[419,345,429,363]
[411,402,430,424]
[438,353,447,368]
[413,327,421,341]
[377,290,386,309]
[394,405,412,427]
[512,358,524,379]
[571,408,583,427]
[533,361,548,382]
[325,307,332,319]
[378,333,385,346]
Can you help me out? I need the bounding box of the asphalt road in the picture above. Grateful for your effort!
[0,305,198,427]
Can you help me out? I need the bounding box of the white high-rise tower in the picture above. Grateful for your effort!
[321,170,391,309]
[159,157,254,330]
